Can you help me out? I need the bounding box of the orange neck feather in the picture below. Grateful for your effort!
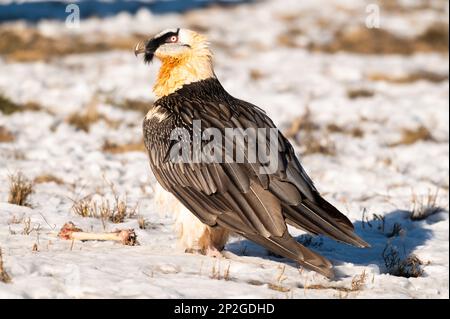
[153,54,214,98]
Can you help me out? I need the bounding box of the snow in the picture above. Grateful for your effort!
[0,0,449,298]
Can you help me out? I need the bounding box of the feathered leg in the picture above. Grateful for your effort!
[174,204,229,256]
[154,184,229,255]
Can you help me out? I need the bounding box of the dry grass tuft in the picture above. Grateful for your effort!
[362,211,405,238]
[0,248,12,284]
[66,102,101,132]
[410,189,445,221]
[108,98,152,114]
[276,27,304,48]
[382,244,427,278]
[379,0,447,13]
[34,174,65,185]
[71,183,137,227]
[249,69,266,81]
[71,194,137,226]
[71,196,94,218]
[268,265,290,292]
[387,223,403,238]
[8,214,25,225]
[309,23,448,55]
[349,127,365,138]
[0,94,20,115]
[268,283,291,292]
[102,140,146,154]
[8,173,34,207]
[0,126,15,143]
[299,136,336,156]
[350,270,368,292]
[347,88,375,99]
[66,113,93,132]
[326,123,364,138]
[285,107,365,156]
[389,126,435,147]
[0,93,43,115]
[368,70,448,84]
[21,217,41,235]
[284,108,336,156]
[416,23,449,53]
[284,107,318,138]
[66,100,118,132]
[210,261,231,281]
[306,270,367,293]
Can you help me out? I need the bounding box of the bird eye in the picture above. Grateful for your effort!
[168,35,178,43]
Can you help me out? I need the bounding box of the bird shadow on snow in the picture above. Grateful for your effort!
[226,209,447,279]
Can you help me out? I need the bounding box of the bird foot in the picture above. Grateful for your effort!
[185,246,224,258]
[205,247,223,259]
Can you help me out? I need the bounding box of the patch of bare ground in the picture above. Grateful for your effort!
[378,0,448,13]
[308,23,448,55]
[102,140,146,154]
[368,70,448,84]
[0,27,146,62]
[276,27,304,48]
[389,125,435,147]
[326,123,364,138]
[66,99,118,132]
[249,68,267,81]
[284,107,365,156]
[284,108,336,156]
[0,126,15,143]
[347,88,375,99]
[107,98,152,115]
[0,93,44,115]
[33,174,65,185]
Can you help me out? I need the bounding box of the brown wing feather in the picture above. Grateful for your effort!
[143,78,368,278]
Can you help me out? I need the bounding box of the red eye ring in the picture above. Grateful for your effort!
[169,35,178,43]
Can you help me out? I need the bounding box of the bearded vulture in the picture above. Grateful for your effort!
[135,28,369,278]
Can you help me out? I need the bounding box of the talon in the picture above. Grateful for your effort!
[205,247,223,259]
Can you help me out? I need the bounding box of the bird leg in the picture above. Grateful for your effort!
[58,222,138,246]
[153,185,230,256]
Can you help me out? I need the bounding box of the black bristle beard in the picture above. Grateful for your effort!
[144,52,154,64]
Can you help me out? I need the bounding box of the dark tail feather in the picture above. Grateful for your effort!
[243,232,335,279]
[286,197,370,248]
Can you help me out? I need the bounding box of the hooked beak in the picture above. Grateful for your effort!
[134,40,146,57]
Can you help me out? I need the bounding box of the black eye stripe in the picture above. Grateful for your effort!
[144,29,182,62]
[155,29,180,43]
[161,32,177,42]
[147,31,178,49]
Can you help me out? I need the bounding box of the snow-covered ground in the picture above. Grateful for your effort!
[0,0,448,298]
